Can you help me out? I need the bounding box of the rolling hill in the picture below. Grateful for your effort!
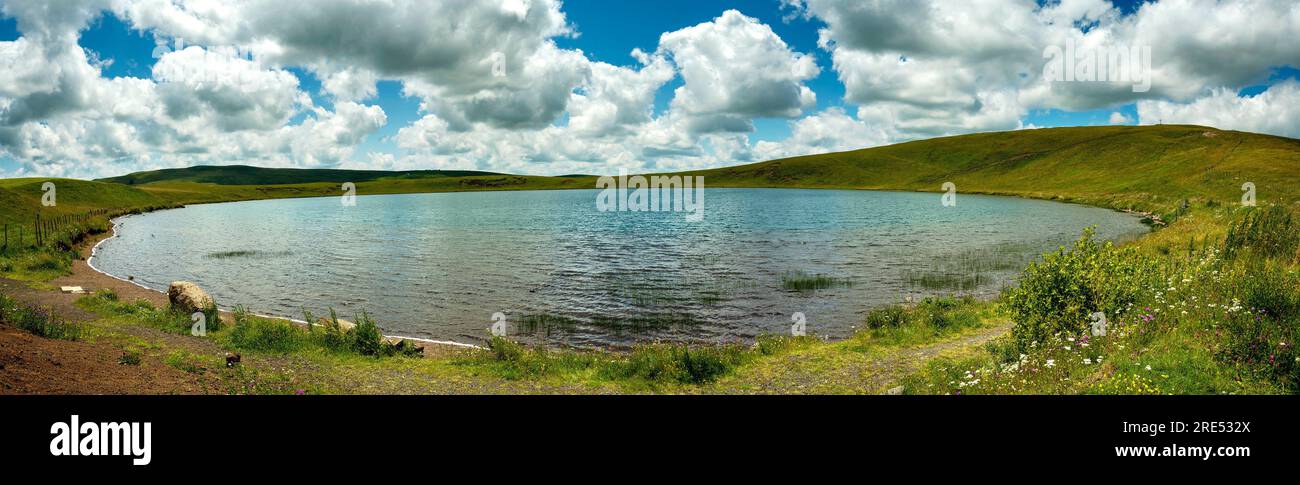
[5,124,1294,222]
[96,164,503,186]
[682,124,1300,216]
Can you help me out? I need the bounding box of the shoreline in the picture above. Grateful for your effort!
[79,219,482,352]
[70,189,1152,353]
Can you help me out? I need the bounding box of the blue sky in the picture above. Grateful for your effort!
[1,0,1297,178]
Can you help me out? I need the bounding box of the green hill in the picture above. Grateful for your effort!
[96,164,503,186]
[89,124,1300,220]
[683,124,1300,217]
[0,178,170,226]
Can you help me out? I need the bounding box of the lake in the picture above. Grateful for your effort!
[90,188,1149,348]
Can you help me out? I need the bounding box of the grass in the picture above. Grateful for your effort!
[206,250,293,259]
[682,124,1300,220]
[903,244,1030,291]
[465,334,808,387]
[3,124,1300,394]
[0,293,83,341]
[899,204,1300,395]
[781,271,852,291]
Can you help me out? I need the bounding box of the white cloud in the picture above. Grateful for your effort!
[1108,111,1131,124]
[795,0,1300,140]
[1136,81,1300,139]
[658,9,820,134]
[754,107,891,160]
[153,46,306,131]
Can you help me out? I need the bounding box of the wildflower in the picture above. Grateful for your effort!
[1083,358,1093,365]
[1145,365,1152,371]
[1046,359,1056,368]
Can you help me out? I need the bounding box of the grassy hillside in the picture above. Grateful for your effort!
[87,125,1300,223]
[97,164,505,186]
[685,124,1300,218]
[0,178,171,226]
[123,174,596,206]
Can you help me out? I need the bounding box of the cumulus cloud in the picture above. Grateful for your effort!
[153,46,306,131]
[658,9,820,133]
[791,0,1300,140]
[754,107,890,160]
[1136,80,1300,139]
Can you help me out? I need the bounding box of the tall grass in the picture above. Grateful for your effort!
[474,334,815,385]
[903,244,1029,291]
[781,271,852,291]
[1224,205,1299,263]
[0,294,83,340]
[224,306,418,357]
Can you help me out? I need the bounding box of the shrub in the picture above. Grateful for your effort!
[1005,228,1154,351]
[317,308,352,352]
[865,305,908,329]
[225,314,308,353]
[488,335,526,362]
[606,344,750,384]
[350,311,383,356]
[914,296,980,332]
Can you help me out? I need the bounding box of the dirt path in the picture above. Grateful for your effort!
[712,323,1012,394]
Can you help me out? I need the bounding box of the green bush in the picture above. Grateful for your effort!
[351,311,383,356]
[226,314,308,353]
[865,305,908,329]
[605,343,750,384]
[1005,228,1154,350]
[488,335,526,362]
[0,294,82,341]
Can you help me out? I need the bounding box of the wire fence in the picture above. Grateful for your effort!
[2,208,112,251]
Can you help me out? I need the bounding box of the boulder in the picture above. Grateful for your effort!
[315,317,356,332]
[167,281,216,315]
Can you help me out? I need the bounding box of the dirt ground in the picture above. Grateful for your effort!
[0,231,470,394]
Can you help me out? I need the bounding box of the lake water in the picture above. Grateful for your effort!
[91,189,1149,348]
